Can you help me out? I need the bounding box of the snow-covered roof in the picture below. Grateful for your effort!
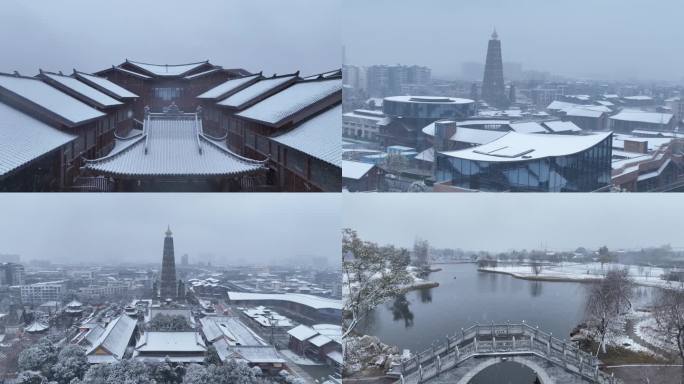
[312,324,341,344]
[74,71,138,99]
[326,350,343,365]
[308,334,333,347]
[0,102,76,177]
[456,119,510,128]
[199,316,265,345]
[125,60,209,77]
[66,300,83,307]
[217,75,297,109]
[272,105,341,167]
[0,73,105,126]
[135,331,206,352]
[342,109,386,121]
[543,121,582,133]
[623,95,653,101]
[609,110,673,125]
[596,100,614,107]
[213,340,285,364]
[546,100,578,111]
[183,68,222,80]
[303,69,341,80]
[384,95,473,105]
[422,122,508,145]
[414,147,435,162]
[41,72,122,108]
[112,66,151,79]
[227,292,342,311]
[441,131,612,163]
[25,321,49,333]
[637,158,672,181]
[509,122,548,134]
[287,325,318,341]
[86,315,137,361]
[342,160,375,180]
[196,74,260,100]
[562,107,604,118]
[83,112,266,176]
[236,78,341,126]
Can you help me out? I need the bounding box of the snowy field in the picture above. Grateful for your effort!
[480,262,683,289]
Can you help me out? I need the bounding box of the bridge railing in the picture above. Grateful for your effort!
[394,322,616,384]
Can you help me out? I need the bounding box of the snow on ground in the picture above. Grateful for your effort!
[635,316,676,355]
[612,333,652,354]
[480,262,682,289]
[280,349,322,366]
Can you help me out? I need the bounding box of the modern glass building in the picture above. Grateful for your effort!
[378,96,476,148]
[435,131,613,192]
[383,96,475,120]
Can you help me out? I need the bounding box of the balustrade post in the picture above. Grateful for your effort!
[437,355,441,373]
[461,327,465,340]
[546,340,551,355]
[455,345,460,359]
[474,336,478,352]
[562,342,566,365]
[400,374,405,384]
[493,336,496,351]
[512,335,516,350]
[419,364,423,382]
[446,335,450,352]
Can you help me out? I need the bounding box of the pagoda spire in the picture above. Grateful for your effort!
[491,27,498,40]
[166,225,172,237]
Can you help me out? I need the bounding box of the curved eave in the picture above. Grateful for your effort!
[82,134,267,178]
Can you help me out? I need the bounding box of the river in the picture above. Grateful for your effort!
[357,263,656,383]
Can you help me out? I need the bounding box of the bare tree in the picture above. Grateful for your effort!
[653,289,684,362]
[531,261,543,276]
[584,268,633,355]
[413,238,430,268]
[342,228,411,338]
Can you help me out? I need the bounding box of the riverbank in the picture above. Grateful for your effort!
[478,262,681,289]
[402,266,440,292]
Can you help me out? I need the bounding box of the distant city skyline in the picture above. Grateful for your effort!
[343,0,684,82]
[0,194,340,265]
[343,194,684,252]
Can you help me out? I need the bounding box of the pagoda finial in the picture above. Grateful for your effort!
[166,225,172,237]
[491,27,498,40]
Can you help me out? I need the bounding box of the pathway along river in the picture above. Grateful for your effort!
[357,263,656,383]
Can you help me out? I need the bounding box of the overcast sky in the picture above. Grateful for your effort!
[0,194,340,266]
[343,194,684,252]
[0,0,340,77]
[343,0,684,82]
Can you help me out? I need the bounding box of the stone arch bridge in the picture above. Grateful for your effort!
[388,323,621,384]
